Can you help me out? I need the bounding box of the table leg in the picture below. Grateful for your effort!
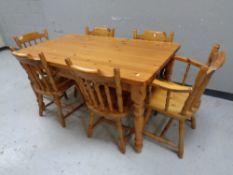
[131,84,147,153]
[164,57,175,81]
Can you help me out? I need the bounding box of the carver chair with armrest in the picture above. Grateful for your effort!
[143,45,225,158]
[12,52,83,127]
[66,58,132,153]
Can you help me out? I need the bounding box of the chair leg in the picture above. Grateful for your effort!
[144,108,153,125]
[53,95,66,128]
[116,119,126,153]
[178,119,185,158]
[160,118,173,137]
[37,94,45,116]
[191,116,196,129]
[31,83,44,116]
[87,112,95,137]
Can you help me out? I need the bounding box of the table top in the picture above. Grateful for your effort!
[16,34,180,84]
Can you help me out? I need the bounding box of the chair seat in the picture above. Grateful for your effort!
[32,76,75,96]
[55,76,75,93]
[149,87,194,119]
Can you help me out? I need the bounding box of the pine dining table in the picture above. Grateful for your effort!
[15,34,180,152]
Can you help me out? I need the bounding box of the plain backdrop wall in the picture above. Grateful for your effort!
[0,0,232,93]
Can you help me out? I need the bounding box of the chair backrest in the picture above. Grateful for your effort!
[85,26,115,37]
[133,30,174,42]
[13,29,49,49]
[66,58,125,114]
[181,50,226,115]
[12,52,58,94]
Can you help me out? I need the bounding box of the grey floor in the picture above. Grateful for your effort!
[0,50,233,175]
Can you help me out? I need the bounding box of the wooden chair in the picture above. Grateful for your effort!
[85,26,115,37]
[143,46,225,158]
[13,29,49,49]
[133,30,174,42]
[12,52,83,127]
[66,58,132,153]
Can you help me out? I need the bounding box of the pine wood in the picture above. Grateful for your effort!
[144,45,226,158]
[190,115,196,129]
[163,58,175,81]
[13,29,49,49]
[12,52,83,127]
[132,29,175,80]
[85,26,115,37]
[160,118,173,137]
[133,30,174,42]
[144,108,153,125]
[143,130,177,150]
[87,111,95,137]
[131,84,147,152]
[152,79,192,92]
[14,34,180,152]
[178,120,185,158]
[66,58,131,153]
[15,34,180,84]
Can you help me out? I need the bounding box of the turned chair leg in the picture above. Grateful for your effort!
[178,119,185,158]
[88,112,95,137]
[116,119,126,153]
[54,96,66,128]
[191,116,196,129]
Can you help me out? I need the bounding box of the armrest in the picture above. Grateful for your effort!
[174,55,205,68]
[152,79,192,92]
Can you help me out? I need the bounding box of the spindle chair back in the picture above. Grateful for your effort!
[85,26,115,37]
[13,29,49,48]
[133,30,174,42]
[12,52,83,127]
[66,58,131,153]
